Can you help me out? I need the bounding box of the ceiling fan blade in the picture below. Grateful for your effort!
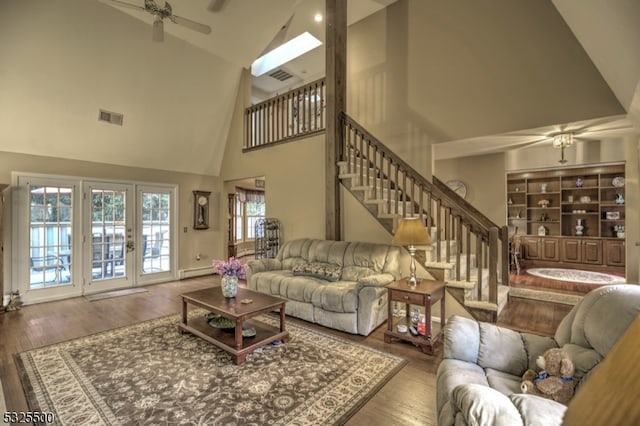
[169,15,212,34]
[208,0,228,13]
[106,0,146,12]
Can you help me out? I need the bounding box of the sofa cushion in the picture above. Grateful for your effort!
[252,270,293,296]
[292,262,342,282]
[561,343,602,383]
[478,322,528,376]
[279,275,327,303]
[311,281,358,313]
[485,368,523,396]
[307,240,349,265]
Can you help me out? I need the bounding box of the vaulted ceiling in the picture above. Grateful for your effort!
[0,0,638,174]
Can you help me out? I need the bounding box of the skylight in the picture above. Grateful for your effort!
[251,32,322,77]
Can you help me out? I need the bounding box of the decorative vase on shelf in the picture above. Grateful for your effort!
[540,183,548,193]
[538,225,546,236]
[615,193,625,204]
[221,276,239,298]
[576,177,584,188]
[576,219,584,236]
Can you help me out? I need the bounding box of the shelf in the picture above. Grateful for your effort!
[507,163,625,248]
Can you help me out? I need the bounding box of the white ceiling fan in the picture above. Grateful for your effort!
[432,115,637,161]
[107,0,212,42]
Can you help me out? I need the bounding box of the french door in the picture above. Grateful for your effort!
[83,182,134,294]
[14,174,177,304]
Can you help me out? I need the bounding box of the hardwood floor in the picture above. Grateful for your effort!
[0,275,572,426]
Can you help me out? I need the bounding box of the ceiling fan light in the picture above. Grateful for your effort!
[552,132,574,148]
[152,18,164,42]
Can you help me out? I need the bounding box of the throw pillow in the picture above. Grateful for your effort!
[292,262,342,282]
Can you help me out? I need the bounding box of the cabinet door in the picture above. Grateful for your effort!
[522,237,541,260]
[581,240,603,264]
[604,240,625,267]
[541,238,559,261]
[562,239,581,263]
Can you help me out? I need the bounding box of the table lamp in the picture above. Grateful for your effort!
[392,217,432,285]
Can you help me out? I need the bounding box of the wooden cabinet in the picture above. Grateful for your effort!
[522,236,559,261]
[508,163,625,272]
[582,240,603,264]
[604,240,625,267]
[541,238,560,261]
[562,238,582,263]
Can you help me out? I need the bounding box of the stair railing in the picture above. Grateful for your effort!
[341,113,509,305]
[244,78,326,151]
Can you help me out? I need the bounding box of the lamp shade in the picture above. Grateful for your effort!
[392,217,432,246]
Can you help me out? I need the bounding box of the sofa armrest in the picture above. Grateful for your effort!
[355,273,395,291]
[448,384,525,426]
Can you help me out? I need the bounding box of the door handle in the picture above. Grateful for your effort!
[126,240,135,252]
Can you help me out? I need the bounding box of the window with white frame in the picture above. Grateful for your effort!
[234,189,265,243]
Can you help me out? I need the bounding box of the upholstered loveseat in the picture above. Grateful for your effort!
[246,238,401,336]
[436,284,640,426]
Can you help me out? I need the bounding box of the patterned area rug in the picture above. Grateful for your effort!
[15,312,406,425]
[527,268,626,285]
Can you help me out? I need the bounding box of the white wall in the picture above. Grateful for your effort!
[0,0,240,176]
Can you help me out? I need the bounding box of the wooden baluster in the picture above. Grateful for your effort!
[466,226,471,283]
[365,140,370,188]
[419,184,424,222]
[476,237,483,300]
[395,166,400,216]
[445,209,451,262]
[436,199,442,262]
[489,227,499,304]
[372,146,377,196]
[359,130,364,186]
[455,217,462,281]
[387,158,392,216]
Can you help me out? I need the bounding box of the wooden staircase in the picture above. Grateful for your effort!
[338,114,510,321]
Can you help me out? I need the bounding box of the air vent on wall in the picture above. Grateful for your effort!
[98,109,124,126]
[268,69,294,82]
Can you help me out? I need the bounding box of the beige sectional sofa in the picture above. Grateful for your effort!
[246,238,401,336]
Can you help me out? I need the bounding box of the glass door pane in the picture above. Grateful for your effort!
[139,189,172,276]
[29,186,73,289]
[84,183,134,294]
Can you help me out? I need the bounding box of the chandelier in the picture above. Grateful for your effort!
[552,133,574,163]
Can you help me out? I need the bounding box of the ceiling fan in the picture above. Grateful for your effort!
[107,0,212,42]
[504,116,635,163]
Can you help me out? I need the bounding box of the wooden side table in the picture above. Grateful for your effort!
[384,278,446,355]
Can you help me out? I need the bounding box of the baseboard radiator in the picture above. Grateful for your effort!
[179,266,214,279]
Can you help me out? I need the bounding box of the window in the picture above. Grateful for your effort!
[29,185,73,288]
[234,189,265,243]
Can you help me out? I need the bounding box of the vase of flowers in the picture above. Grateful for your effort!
[213,257,246,298]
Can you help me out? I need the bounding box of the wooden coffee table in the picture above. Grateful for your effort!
[179,287,289,365]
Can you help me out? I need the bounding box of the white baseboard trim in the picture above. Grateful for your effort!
[179,266,214,279]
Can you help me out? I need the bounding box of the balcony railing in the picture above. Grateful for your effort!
[244,78,326,150]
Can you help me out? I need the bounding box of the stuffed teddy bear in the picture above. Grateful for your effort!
[521,347,575,405]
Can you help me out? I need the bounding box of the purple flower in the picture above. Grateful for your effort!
[212,257,246,279]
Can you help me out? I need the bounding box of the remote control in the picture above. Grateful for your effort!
[409,326,419,336]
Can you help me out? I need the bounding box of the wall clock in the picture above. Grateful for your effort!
[193,190,211,230]
[446,179,468,199]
